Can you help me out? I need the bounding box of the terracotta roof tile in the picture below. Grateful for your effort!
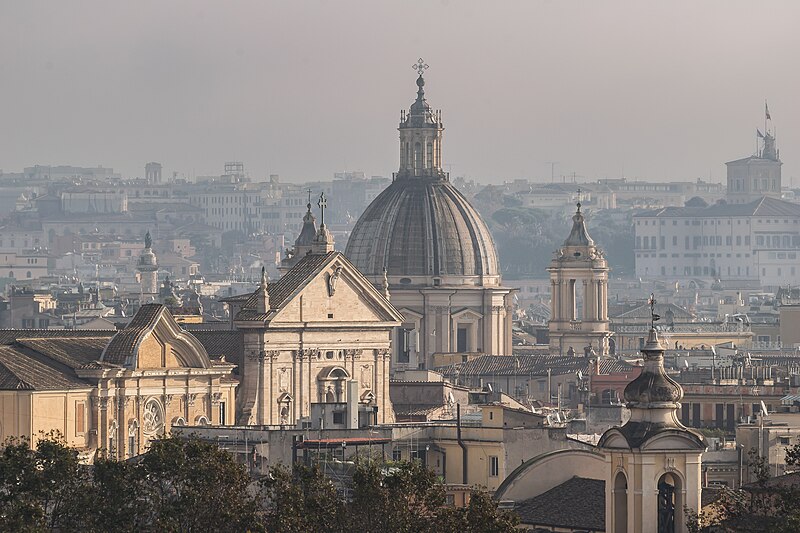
[101,304,165,366]
[515,476,605,530]
[190,330,244,370]
[0,346,91,391]
[16,337,111,369]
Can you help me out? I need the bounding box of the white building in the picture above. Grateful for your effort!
[634,196,800,288]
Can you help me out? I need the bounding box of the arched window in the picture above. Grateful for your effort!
[426,142,433,169]
[127,420,139,458]
[26,271,31,278]
[195,415,210,426]
[414,142,422,171]
[613,471,628,533]
[658,473,682,533]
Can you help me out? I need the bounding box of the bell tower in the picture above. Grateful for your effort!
[547,201,612,356]
[599,297,706,533]
[397,58,445,181]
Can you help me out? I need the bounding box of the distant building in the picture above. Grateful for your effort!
[145,162,163,184]
[727,110,781,204]
[633,196,800,287]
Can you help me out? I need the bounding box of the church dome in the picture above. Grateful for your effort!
[345,62,500,282]
[344,178,500,279]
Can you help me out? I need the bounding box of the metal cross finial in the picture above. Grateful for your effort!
[413,58,429,77]
[306,188,312,207]
[648,292,661,329]
[317,192,327,226]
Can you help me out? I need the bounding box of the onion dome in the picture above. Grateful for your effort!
[623,328,683,407]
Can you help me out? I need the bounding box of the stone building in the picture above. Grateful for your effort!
[223,249,403,427]
[0,304,236,460]
[345,63,514,370]
[633,196,800,287]
[548,202,612,356]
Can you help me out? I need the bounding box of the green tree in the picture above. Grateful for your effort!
[0,432,89,533]
[140,436,262,533]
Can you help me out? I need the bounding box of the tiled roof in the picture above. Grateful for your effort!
[437,355,635,378]
[236,252,338,321]
[634,196,800,219]
[190,330,244,370]
[515,477,605,531]
[16,337,111,369]
[0,329,115,345]
[101,304,165,366]
[0,346,92,391]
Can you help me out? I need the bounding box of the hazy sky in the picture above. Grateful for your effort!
[1,1,798,184]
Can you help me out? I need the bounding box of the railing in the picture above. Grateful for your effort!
[613,324,751,334]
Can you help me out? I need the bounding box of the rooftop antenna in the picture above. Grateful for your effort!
[545,162,559,183]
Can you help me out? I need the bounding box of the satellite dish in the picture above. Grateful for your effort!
[760,400,769,417]
[576,370,583,381]
[684,360,689,369]
[486,383,493,393]
[711,345,717,356]
[447,391,455,406]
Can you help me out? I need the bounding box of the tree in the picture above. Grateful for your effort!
[0,432,90,533]
[139,436,262,532]
[261,460,518,533]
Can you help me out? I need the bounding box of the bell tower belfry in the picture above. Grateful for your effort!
[547,202,612,356]
[599,298,706,533]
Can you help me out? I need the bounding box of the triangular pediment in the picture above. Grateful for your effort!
[269,253,404,325]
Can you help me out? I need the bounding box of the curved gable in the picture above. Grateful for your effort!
[101,304,211,370]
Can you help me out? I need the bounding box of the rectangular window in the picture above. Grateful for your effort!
[392,449,402,462]
[457,327,468,352]
[489,456,499,477]
[75,401,86,434]
[220,402,226,426]
[333,411,345,425]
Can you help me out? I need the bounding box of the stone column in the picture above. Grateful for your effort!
[551,280,560,322]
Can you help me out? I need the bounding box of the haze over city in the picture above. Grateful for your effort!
[2,0,799,183]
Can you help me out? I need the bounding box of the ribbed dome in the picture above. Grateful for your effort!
[345,178,500,279]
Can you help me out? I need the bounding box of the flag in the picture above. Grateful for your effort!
[757,129,764,138]
[766,102,771,120]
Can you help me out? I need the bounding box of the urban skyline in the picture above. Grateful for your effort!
[1,1,799,183]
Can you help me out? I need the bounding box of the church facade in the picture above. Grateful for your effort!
[0,304,236,460]
[345,61,514,371]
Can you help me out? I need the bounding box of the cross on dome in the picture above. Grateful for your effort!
[413,58,429,77]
